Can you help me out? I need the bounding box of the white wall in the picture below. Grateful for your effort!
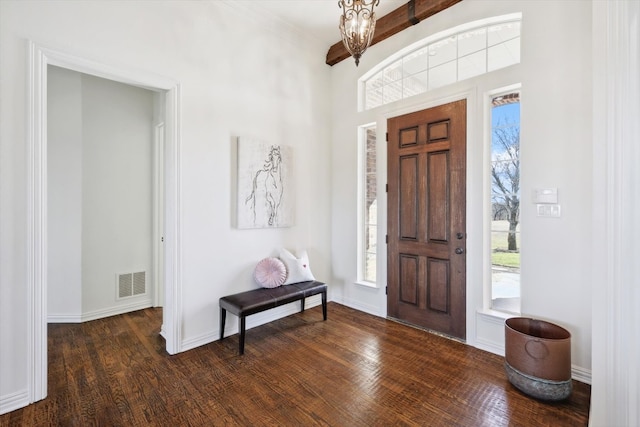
[0,0,331,413]
[47,66,83,318]
[48,68,155,321]
[329,0,593,378]
[81,73,154,317]
[518,0,592,377]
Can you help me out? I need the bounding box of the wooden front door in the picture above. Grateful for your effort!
[387,100,467,339]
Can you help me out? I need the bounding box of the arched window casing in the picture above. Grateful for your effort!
[360,14,521,111]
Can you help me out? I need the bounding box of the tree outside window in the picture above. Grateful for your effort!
[491,93,520,312]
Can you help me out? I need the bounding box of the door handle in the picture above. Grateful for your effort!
[455,248,464,255]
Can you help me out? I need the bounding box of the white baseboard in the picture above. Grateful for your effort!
[180,330,218,353]
[0,389,29,416]
[475,337,505,356]
[334,296,384,318]
[47,299,153,323]
[571,364,592,385]
[47,313,82,323]
[180,295,324,352]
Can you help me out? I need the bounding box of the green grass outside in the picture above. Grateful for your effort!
[492,251,520,268]
[492,220,520,269]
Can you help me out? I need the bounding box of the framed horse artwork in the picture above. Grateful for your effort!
[236,137,294,229]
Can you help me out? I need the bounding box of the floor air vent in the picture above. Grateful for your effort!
[118,271,146,298]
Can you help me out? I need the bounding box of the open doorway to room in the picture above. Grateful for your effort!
[28,42,182,404]
[47,65,164,322]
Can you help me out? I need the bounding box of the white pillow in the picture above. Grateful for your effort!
[280,248,315,285]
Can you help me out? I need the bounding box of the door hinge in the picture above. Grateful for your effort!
[385,235,388,244]
[386,286,388,295]
[385,183,388,193]
[386,132,389,142]
[161,236,164,243]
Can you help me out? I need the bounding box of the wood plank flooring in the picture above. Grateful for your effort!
[0,303,590,426]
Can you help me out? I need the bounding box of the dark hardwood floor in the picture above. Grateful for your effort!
[0,303,590,426]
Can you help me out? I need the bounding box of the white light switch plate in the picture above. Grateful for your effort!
[537,204,561,217]
[533,188,558,204]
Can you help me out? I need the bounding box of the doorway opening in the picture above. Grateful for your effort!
[27,42,182,405]
[47,66,163,321]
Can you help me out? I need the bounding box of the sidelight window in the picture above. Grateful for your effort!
[490,91,521,313]
[358,124,378,285]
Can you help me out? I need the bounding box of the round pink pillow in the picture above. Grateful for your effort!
[253,257,287,288]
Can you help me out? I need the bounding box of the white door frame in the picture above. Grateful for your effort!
[27,41,183,404]
[153,123,166,308]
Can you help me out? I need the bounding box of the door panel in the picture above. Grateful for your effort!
[399,254,419,305]
[387,100,466,339]
[427,258,449,313]
[400,127,419,147]
[399,155,418,240]
[427,151,449,242]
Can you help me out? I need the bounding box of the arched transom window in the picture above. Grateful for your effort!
[361,14,522,110]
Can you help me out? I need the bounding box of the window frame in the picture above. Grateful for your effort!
[485,84,522,314]
[356,123,378,288]
[359,13,522,112]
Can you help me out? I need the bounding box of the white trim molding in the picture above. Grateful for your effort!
[47,299,154,324]
[337,296,385,318]
[591,1,640,425]
[26,41,183,406]
[27,39,49,407]
[161,82,183,355]
[571,365,592,387]
[0,390,30,415]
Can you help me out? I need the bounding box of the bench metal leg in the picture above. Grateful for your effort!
[300,297,305,313]
[322,290,327,320]
[239,316,246,355]
[220,308,226,340]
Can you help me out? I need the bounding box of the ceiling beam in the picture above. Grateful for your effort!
[326,0,463,66]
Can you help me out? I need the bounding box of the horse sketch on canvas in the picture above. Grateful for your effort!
[237,138,293,228]
[246,145,283,226]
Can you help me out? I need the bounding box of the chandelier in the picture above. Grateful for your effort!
[338,0,380,66]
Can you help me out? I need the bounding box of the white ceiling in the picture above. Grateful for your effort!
[249,0,407,49]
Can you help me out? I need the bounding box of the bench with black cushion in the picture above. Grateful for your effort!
[219,280,327,355]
